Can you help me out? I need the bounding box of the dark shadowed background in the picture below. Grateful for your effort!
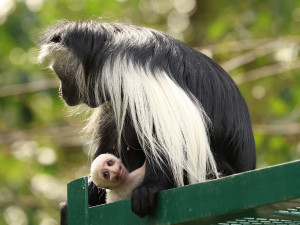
[0,0,300,224]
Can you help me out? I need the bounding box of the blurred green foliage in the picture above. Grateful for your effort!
[0,0,299,224]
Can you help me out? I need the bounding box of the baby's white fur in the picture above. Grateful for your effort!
[106,163,145,203]
[91,153,145,203]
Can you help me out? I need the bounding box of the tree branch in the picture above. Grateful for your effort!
[0,125,84,147]
[0,79,59,97]
[220,39,290,72]
[253,123,300,136]
[196,37,273,55]
[195,36,300,55]
[234,59,300,85]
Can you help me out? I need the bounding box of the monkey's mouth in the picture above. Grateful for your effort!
[115,166,123,181]
[59,85,81,106]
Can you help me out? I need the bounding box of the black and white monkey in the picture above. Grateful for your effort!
[91,153,145,203]
[38,20,256,223]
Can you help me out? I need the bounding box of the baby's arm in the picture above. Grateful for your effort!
[120,162,146,192]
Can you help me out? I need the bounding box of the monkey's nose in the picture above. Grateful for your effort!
[112,169,118,174]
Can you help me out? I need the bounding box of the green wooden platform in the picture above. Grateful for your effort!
[67,160,300,225]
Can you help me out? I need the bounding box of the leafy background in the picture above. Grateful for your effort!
[0,0,300,224]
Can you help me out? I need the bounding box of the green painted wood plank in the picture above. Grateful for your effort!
[68,160,300,225]
[68,176,89,225]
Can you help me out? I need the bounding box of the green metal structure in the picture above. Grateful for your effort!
[67,160,300,225]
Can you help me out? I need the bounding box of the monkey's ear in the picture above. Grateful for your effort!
[50,35,61,43]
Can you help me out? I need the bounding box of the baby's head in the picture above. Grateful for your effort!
[91,153,129,190]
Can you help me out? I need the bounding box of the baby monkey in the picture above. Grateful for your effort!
[91,153,145,203]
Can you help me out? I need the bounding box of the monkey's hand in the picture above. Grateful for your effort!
[130,159,174,217]
[131,183,161,217]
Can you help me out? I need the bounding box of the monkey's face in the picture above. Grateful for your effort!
[91,154,129,189]
[49,52,100,108]
[51,58,81,106]
[39,38,84,107]
[39,30,101,108]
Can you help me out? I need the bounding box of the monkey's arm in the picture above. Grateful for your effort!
[131,158,174,217]
[127,162,145,180]
[60,178,106,225]
[88,179,106,207]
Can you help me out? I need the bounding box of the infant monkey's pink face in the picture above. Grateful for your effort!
[91,154,128,189]
[100,157,125,183]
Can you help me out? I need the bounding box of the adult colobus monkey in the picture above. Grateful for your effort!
[39,20,256,223]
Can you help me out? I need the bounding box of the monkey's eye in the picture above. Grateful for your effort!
[103,171,110,180]
[50,35,61,43]
[107,160,114,166]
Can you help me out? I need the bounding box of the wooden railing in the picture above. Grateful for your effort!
[67,160,300,225]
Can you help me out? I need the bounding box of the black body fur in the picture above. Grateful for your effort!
[39,21,256,224]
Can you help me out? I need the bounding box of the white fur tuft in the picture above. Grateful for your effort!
[92,55,219,186]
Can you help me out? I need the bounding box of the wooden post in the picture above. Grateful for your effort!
[68,176,89,225]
